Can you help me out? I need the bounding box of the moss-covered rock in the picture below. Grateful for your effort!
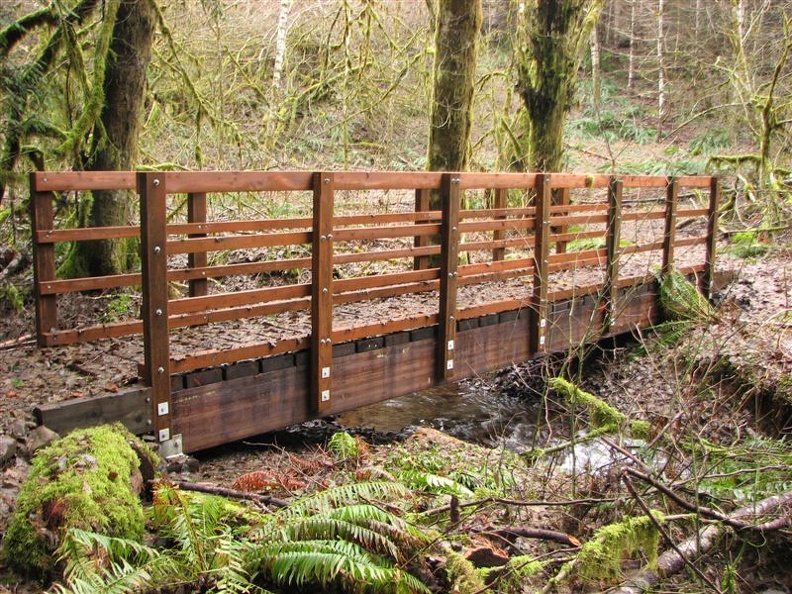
[0,423,159,579]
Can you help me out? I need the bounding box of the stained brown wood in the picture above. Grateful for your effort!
[703,178,720,299]
[553,187,571,254]
[311,173,334,413]
[663,178,679,275]
[531,174,551,354]
[138,172,172,443]
[35,387,152,436]
[168,231,312,255]
[169,284,310,315]
[33,171,136,191]
[333,223,441,241]
[36,226,140,243]
[31,180,57,345]
[437,174,460,380]
[39,273,141,295]
[604,178,624,330]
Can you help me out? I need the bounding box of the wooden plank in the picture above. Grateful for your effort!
[335,268,437,293]
[43,321,143,345]
[334,245,439,265]
[34,387,152,436]
[491,188,507,261]
[170,217,312,235]
[333,223,441,242]
[36,226,140,243]
[703,177,720,299]
[662,178,679,275]
[167,230,312,255]
[603,177,623,330]
[461,206,535,219]
[39,273,141,295]
[311,172,334,413]
[165,171,314,193]
[414,188,432,271]
[138,172,172,444]
[187,193,209,297]
[169,337,307,374]
[334,171,444,190]
[332,313,438,343]
[169,297,311,330]
[169,257,312,283]
[459,218,534,233]
[30,176,58,345]
[336,210,440,226]
[335,279,440,305]
[437,174,461,380]
[459,257,535,277]
[169,284,310,315]
[33,171,136,191]
[458,172,538,190]
[531,174,551,354]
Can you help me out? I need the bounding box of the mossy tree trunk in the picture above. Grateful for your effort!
[68,0,155,277]
[515,0,604,173]
[427,0,482,209]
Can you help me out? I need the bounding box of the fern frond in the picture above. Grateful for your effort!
[397,470,475,497]
[276,480,412,517]
[256,540,430,593]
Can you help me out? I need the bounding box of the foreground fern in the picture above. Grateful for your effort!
[50,480,431,593]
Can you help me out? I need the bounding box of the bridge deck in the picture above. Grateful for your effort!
[30,171,721,453]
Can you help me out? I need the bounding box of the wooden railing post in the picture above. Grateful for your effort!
[30,173,57,346]
[414,188,431,270]
[311,172,334,413]
[437,174,460,380]
[187,192,209,297]
[604,177,623,330]
[531,174,551,354]
[703,177,720,300]
[491,188,507,262]
[138,172,175,453]
[662,177,678,276]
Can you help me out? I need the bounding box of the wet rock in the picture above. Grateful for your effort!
[0,435,17,468]
[27,425,60,455]
[10,419,29,441]
[165,453,200,474]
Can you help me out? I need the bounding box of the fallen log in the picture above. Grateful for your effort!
[610,491,792,594]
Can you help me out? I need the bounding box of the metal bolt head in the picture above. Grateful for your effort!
[157,366,165,374]
[154,246,162,254]
[153,179,160,186]
[155,308,163,316]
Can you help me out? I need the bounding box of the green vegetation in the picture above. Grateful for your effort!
[1,424,156,578]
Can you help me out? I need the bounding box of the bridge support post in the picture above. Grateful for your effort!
[138,172,178,455]
[531,174,551,355]
[30,174,57,346]
[662,177,679,276]
[703,177,720,300]
[414,188,431,270]
[491,187,507,262]
[311,172,335,413]
[437,174,460,380]
[604,177,623,330]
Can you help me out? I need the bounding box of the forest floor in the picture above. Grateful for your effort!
[1,231,792,592]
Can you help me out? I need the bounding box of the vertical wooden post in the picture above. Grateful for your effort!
[662,177,678,276]
[138,172,173,449]
[414,188,431,270]
[491,188,507,262]
[531,174,551,354]
[30,174,57,346]
[311,172,334,413]
[703,177,720,300]
[187,192,209,297]
[437,174,460,380]
[604,177,623,330]
[554,187,571,254]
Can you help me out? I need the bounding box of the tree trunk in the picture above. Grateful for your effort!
[515,0,605,173]
[70,0,155,277]
[427,0,482,185]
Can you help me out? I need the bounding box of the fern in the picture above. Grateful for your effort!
[398,470,475,497]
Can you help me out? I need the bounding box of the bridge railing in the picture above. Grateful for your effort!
[31,170,719,447]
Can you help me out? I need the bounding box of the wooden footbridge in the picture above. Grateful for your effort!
[30,171,721,454]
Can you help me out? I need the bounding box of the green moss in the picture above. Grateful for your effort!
[629,419,651,440]
[1,423,157,578]
[445,550,486,594]
[550,377,626,428]
[573,513,662,584]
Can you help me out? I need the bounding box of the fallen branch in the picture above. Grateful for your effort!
[611,489,792,594]
[478,526,581,548]
[158,479,290,508]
